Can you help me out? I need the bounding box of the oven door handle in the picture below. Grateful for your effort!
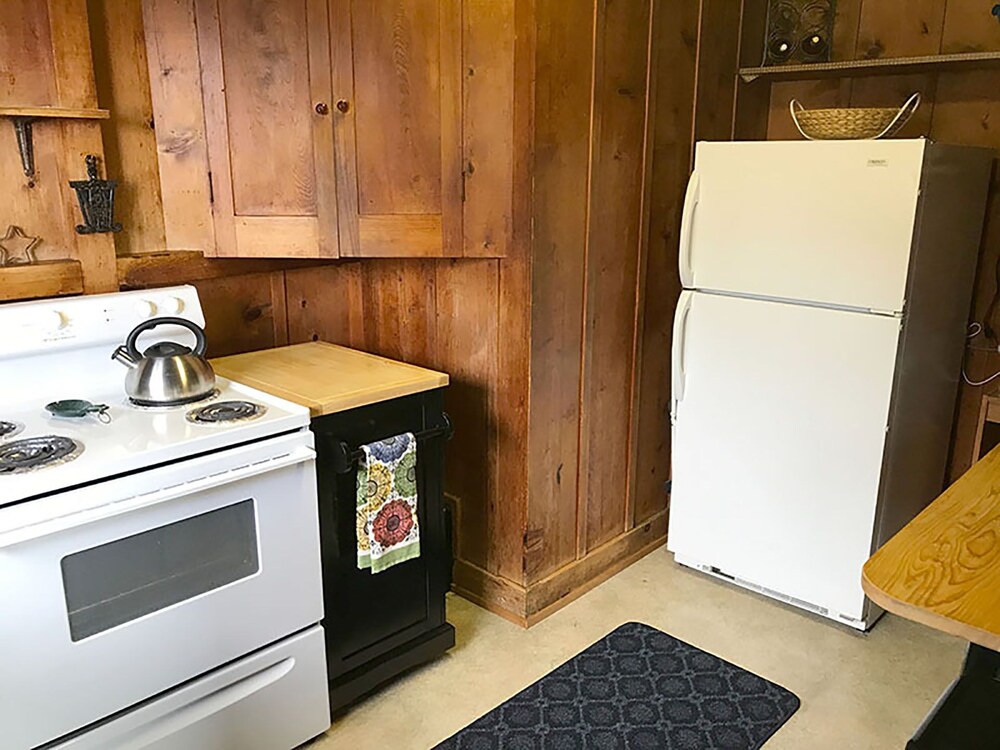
[0,445,316,550]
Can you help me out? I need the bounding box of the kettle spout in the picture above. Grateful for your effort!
[112,346,138,368]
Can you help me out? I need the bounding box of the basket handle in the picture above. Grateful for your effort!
[874,92,921,139]
[789,99,815,140]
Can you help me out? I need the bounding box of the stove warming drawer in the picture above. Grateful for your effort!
[48,626,329,750]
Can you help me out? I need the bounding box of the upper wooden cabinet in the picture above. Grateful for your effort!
[143,0,512,259]
[331,0,461,257]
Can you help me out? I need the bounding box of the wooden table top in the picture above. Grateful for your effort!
[862,445,1000,651]
[212,341,449,418]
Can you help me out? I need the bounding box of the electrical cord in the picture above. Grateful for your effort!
[963,321,1000,386]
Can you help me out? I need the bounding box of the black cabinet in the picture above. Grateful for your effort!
[310,388,455,712]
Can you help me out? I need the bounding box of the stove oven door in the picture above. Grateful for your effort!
[0,431,325,750]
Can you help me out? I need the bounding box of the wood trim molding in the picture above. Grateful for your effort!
[453,510,669,627]
[525,510,668,623]
[452,559,528,627]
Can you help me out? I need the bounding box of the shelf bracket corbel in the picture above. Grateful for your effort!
[10,116,38,184]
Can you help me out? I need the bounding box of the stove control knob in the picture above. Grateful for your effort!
[46,310,69,330]
[134,300,158,318]
[159,296,185,315]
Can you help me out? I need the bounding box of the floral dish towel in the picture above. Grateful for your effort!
[356,432,420,573]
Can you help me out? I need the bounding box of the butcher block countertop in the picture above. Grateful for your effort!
[211,341,449,417]
[862,443,1000,651]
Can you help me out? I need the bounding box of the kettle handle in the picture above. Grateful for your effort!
[125,317,208,358]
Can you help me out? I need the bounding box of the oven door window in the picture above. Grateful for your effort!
[61,499,259,641]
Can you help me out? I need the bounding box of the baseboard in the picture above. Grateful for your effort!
[452,560,528,627]
[452,510,669,627]
[525,511,669,624]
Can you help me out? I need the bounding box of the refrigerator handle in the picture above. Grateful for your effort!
[678,170,701,288]
[671,291,693,422]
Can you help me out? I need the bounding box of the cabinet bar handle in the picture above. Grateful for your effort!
[329,413,453,474]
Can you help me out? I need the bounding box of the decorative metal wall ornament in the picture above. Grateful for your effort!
[69,154,122,235]
[763,0,836,66]
[0,225,41,267]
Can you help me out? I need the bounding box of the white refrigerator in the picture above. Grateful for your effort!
[668,139,992,629]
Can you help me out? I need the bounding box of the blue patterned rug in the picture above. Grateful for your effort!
[433,622,799,750]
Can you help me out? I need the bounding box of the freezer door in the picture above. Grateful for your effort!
[669,291,901,621]
[682,140,925,313]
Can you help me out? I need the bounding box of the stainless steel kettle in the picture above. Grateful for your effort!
[112,317,216,406]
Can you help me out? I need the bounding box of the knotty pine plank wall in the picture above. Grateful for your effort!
[756,1,1000,480]
[0,0,117,293]
[286,0,698,625]
[87,0,697,624]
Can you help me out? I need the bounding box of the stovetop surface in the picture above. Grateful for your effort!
[0,378,309,507]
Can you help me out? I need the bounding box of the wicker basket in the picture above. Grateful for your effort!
[790,93,920,140]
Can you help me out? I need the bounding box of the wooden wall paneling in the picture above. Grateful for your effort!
[88,0,167,255]
[59,121,117,292]
[692,0,743,143]
[191,271,291,357]
[941,2,1000,54]
[141,0,215,253]
[524,0,594,582]
[624,0,661,532]
[631,0,698,527]
[0,2,59,103]
[833,0,864,60]
[463,0,514,257]
[931,70,1000,479]
[0,0,116,294]
[360,261,438,366]
[734,82,771,140]
[579,0,655,554]
[731,0,770,140]
[434,260,499,572]
[47,0,100,107]
[285,263,366,346]
[493,0,534,587]
[855,0,947,59]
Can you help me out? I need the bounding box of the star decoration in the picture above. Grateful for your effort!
[0,225,41,266]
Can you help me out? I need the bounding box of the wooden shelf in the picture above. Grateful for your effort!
[117,251,333,288]
[0,106,110,120]
[0,260,84,301]
[739,51,1000,82]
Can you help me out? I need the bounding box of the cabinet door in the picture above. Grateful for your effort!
[330,0,463,257]
[193,0,338,257]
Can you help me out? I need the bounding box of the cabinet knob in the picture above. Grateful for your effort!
[336,99,350,114]
[315,102,330,115]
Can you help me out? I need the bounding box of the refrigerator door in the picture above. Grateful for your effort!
[669,291,900,622]
[682,140,925,314]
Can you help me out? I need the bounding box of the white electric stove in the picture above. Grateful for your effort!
[0,287,331,750]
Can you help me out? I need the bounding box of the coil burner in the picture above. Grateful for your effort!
[0,421,24,439]
[0,436,83,474]
[186,400,267,425]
